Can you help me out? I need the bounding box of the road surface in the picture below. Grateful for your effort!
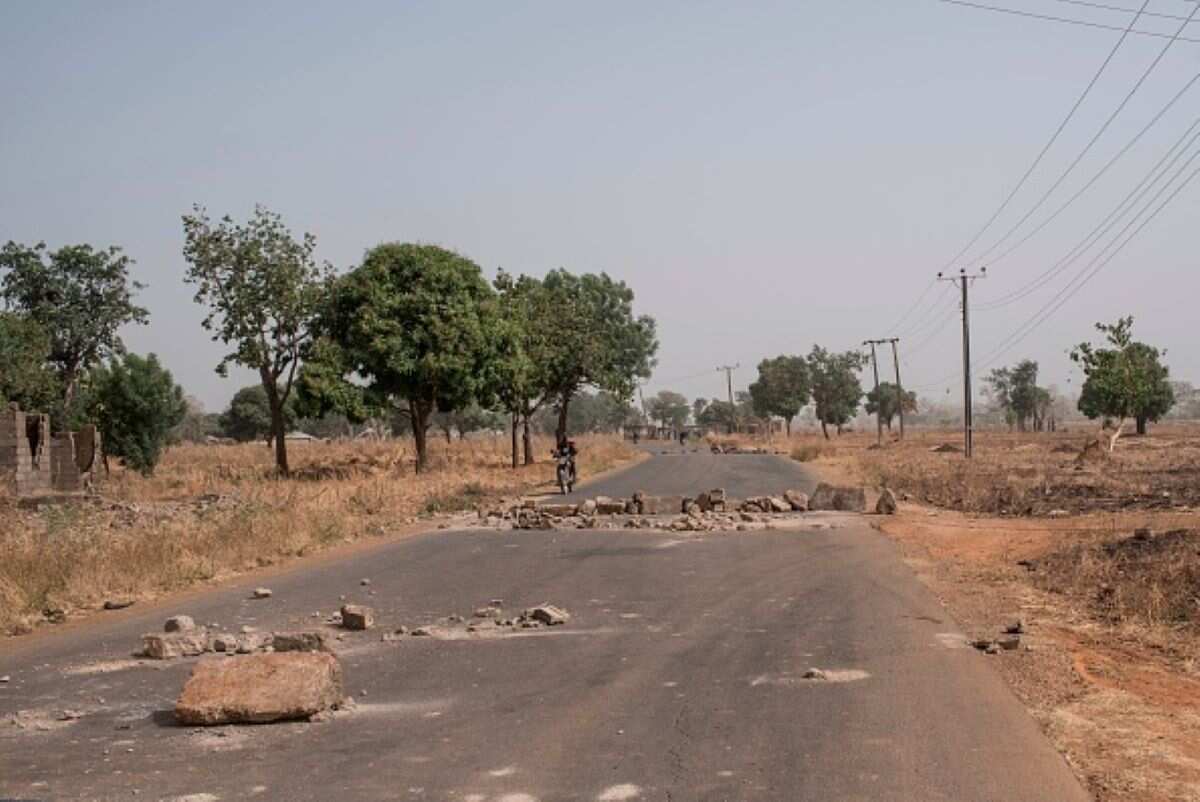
[0,445,1089,801]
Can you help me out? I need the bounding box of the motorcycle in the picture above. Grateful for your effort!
[553,447,577,494]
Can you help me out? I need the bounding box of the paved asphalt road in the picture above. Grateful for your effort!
[0,446,1089,802]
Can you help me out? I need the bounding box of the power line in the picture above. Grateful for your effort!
[937,0,1151,273]
[977,112,1200,311]
[937,0,1200,44]
[965,0,1200,268]
[1051,0,1200,25]
[973,70,1200,285]
[974,148,1200,371]
[884,277,937,335]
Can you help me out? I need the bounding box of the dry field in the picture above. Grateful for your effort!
[0,433,639,637]
[780,424,1200,802]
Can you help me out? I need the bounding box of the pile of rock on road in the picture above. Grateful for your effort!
[477,483,895,532]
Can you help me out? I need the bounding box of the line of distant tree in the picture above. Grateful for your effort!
[0,205,659,476]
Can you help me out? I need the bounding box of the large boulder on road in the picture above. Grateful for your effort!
[175,652,344,725]
[809,483,867,513]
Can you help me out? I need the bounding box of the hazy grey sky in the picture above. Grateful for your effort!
[2,1,1197,411]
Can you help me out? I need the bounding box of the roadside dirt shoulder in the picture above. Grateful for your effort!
[876,508,1200,802]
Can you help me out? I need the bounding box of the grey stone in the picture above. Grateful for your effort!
[767,496,790,513]
[809,483,867,513]
[252,588,273,599]
[875,488,898,515]
[142,631,210,660]
[579,499,597,515]
[528,604,569,626]
[784,490,809,512]
[339,605,374,631]
[272,631,333,653]
[164,615,196,633]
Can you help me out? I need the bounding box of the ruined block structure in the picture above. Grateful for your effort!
[0,403,98,496]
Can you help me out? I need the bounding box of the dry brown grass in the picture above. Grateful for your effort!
[0,433,637,636]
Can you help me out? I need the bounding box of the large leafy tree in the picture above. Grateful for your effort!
[537,270,657,443]
[864,382,917,430]
[220,384,297,443]
[1072,317,1174,446]
[646,390,690,431]
[85,353,187,475]
[697,400,737,431]
[492,271,548,467]
[807,346,865,439]
[181,205,332,475]
[0,312,59,412]
[985,360,1043,431]
[0,241,148,418]
[748,355,810,435]
[299,243,496,473]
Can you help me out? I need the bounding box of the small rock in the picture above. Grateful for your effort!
[0,675,10,683]
[142,631,210,660]
[528,604,569,626]
[875,488,898,515]
[164,615,196,633]
[410,627,433,637]
[767,496,790,514]
[360,579,371,586]
[272,631,333,653]
[252,588,273,599]
[802,668,827,681]
[985,643,1002,655]
[339,605,374,631]
[473,606,502,619]
[103,599,135,611]
[1004,620,1024,635]
[997,636,1021,651]
[783,490,809,512]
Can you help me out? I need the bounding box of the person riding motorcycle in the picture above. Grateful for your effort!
[553,437,578,493]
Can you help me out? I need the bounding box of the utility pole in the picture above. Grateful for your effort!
[937,268,986,458]
[717,364,739,434]
[863,341,883,446]
[889,338,905,440]
[865,337,906,441]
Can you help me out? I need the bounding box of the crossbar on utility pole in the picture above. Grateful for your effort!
[937,268,986,458]
[865,337,906,440]
[717,364,739,434]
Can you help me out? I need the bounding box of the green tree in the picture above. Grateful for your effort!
[985,360,1043,431]
[0,312,59,412]
[1072,317,1174,446]
[807,346,865,439]
[491,271,547,467]
[864,382,917,430]
[0,241,148,417]
[220,384,297,443]
[86,353,187,475]
[300,243,496,473]
[697,400,737,431]
[646,390,690,431]
[537,270,657,443]
[748,355,811,435]
[181,205,332,475]
[433,403,506,442]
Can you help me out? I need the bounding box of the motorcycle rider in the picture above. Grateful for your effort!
[555,436,579,486]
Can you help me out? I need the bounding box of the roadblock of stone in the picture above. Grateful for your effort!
[175,652,344,725]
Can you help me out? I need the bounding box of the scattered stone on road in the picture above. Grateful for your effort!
[802,668,828,680]
[272,631,333,653]
[103,599,135,610]
[175,652,344,725]
[528,604,570,626]
[784,490,809,511]
[809,483,868,513]
[164,615,196,633]
[142,631,211,660]
[876,488,898,515]
[252,588,273,599]
[339,604,374,631]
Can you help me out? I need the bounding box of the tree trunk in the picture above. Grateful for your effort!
[821,421,829,440]
[522,416,534,465]
[785,417,792,437]
[556,395,571,445]
[510,413,519,469]
[1107,419,1125,453]
[261,375,290,476]
[1136,416,1148,436]
[411,400,432,473]
[443,427,452,444]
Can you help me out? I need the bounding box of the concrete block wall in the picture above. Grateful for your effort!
[1,405,95,496]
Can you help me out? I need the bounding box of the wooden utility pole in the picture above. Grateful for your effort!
[938,268,986,458]
[717,364,739,434]
[889,338,905,440]
[866,337,906,440]
[863,341,883,446]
